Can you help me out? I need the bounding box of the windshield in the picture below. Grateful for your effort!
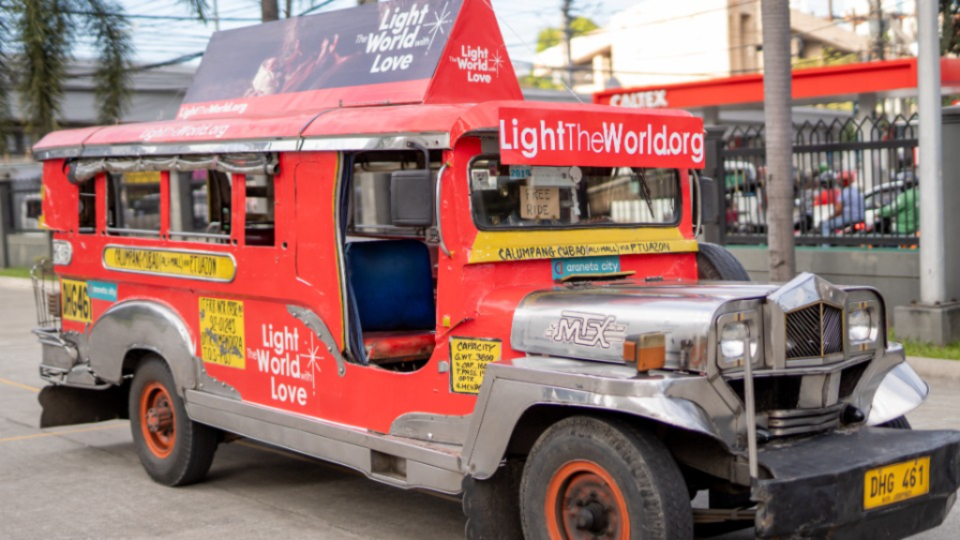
[469,157,680,230]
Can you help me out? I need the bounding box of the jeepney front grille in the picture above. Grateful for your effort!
[785,303,843,359]
[728,376,843,438]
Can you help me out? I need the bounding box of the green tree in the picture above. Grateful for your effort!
[942,0,960,55]
[0,0,208,144]
[536,16,598,52]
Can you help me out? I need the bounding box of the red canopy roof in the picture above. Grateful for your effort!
[594,58,960,110]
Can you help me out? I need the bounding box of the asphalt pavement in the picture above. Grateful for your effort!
[0,276,957,539]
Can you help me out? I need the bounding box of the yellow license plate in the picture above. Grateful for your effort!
[863,456,930,510]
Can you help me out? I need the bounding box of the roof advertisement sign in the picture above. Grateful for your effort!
[179,0,464,120]
[498,107,705,169]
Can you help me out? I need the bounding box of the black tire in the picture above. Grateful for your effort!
[129,356,219,486]
[697,243,750,281]
[519,416,693,540]
[881,416,912,430]
[463,460,524,540]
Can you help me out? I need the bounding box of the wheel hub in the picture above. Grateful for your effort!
[546,460,630,539]
[145,403,173,433]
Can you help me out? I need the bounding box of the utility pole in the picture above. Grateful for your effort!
[761,0,795,282]
[918,0,946,305]
[562,0,574,89]
[262,0,279,22]
[212,0,221,30]
[870,0,885,60]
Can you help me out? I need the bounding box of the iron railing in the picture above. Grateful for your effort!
[714,114,919,247]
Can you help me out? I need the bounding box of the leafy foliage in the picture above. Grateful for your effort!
[943,0,960,55]
[536,16,598,52]
[0,0,207,145]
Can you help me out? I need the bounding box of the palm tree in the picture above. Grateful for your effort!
[0,0,208,149]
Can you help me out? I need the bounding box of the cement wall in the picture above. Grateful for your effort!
[5,232,50,269]
[727,246,921,327]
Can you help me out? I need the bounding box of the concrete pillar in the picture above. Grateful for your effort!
[703,106,721,127]
[893,106,960,345]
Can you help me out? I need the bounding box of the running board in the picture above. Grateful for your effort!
[184,390,465,494]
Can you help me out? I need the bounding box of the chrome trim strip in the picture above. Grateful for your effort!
[435,163,451,258]
[184,390,464,494]
[299,133,450,152]
[34,133,451,161]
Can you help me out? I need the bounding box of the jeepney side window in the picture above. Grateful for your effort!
[106,171,162,235]
[77,178,96,233]
[244,173,275,246]
[169,170,232,242]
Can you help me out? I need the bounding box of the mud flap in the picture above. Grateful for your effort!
[38,385,128,428]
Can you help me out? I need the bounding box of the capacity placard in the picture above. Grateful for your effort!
[199,297,245,369]
[449,337,501,394]
[61,279,91,323]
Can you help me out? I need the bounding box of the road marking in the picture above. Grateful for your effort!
[0,423,125,444]
[0,377,40,393]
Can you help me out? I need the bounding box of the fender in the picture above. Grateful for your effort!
[866,361,929,426]
[460,360,722,479]
[87,300,197,395]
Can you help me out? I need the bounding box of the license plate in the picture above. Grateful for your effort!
[863,456,930,510]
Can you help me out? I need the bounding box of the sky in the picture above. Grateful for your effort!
[75,0,655,72]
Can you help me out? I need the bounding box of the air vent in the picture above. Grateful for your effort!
[785,303,843,359]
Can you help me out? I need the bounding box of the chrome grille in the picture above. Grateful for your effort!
[785,303,843,359]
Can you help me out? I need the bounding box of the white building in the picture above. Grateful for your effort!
[534,0,872,95]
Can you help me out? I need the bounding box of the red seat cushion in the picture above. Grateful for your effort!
[364,330,436,364]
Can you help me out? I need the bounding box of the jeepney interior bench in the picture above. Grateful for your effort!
[346,240,437,365]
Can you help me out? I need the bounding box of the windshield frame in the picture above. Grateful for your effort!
[466,153,684,232]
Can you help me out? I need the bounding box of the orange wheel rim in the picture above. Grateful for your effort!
[140,381,176,459]
[545,460,630,540]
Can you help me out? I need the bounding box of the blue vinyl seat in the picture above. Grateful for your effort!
[345,240,435,332]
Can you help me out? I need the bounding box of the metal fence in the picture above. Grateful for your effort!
[715,114,919,247]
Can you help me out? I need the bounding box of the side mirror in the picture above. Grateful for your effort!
[391,168,434,227]
[698,175,719,225]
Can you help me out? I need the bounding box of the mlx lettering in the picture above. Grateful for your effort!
[544,310,627,349]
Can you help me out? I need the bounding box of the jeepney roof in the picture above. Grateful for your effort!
[32,0,698,162]
[32,100,699,161]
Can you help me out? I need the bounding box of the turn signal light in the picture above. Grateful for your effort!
[623,332,666,372]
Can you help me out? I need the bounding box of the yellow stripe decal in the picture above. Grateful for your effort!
[468,228,698,263]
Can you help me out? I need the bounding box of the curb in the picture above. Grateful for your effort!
[0,276,33,291]
[907,356,960,385]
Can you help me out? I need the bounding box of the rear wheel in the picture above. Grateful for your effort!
[129,356,219,486]
[520,416,693,540]
[696,243,750,281]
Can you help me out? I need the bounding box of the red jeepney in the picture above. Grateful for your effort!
[30,1,960,538]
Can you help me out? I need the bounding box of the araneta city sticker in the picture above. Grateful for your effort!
[544,311,627,349]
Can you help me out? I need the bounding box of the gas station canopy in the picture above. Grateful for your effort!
[594,58,960,111]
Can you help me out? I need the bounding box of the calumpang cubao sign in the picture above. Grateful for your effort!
[498,107,705,170]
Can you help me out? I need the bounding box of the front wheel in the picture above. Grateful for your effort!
[520,416,693,540]
[129,355,219,486]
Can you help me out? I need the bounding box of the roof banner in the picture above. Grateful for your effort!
[498,107,706,169]
[178,0,464,120]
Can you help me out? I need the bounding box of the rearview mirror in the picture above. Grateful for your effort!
[391,168,434,227]
[698,175,719,225]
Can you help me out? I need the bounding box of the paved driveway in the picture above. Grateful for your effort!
[0,277,956,539]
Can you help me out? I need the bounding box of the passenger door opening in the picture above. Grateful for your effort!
[342,149,441,372]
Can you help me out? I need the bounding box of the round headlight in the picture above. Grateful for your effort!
[849,309,872,343]
[720,321,749,360]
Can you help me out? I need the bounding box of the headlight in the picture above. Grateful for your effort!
[720,322,749,360]
[848,309,872,343]
[52,240,72,266]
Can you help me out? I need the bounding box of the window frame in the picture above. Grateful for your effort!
[466,153,684,233]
